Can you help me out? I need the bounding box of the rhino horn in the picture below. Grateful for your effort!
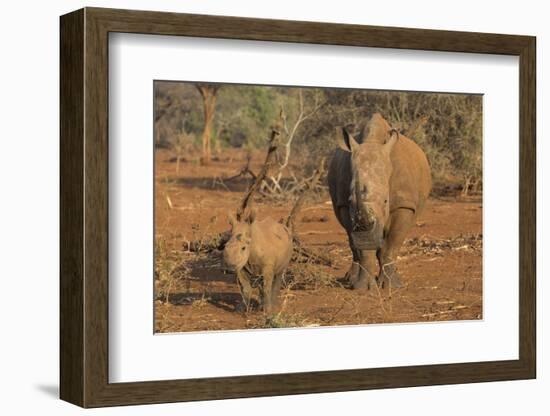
[337,127,360,153]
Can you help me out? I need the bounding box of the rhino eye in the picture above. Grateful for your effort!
[241,246,246,251]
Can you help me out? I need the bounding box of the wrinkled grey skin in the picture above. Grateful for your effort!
[328,113,432,290]
[223,211,293,313]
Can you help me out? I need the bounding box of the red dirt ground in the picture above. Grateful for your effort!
[154,148,482,333]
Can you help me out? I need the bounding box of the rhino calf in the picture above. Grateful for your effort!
[328,113,432,290]
[223,210,293,313]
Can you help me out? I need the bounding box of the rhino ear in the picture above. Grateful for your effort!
[337,127,360,153]
[228,211,237,227]
[384,128,399,152]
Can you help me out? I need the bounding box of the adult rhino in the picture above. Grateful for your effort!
[328,113,431,290]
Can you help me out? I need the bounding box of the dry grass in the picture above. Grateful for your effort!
[285,262,340,291]
[154,187,482,332]
[154,237,190,303]
[256,313,318,329]
[402,233,482,256]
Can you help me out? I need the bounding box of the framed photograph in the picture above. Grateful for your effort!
[60,7,536,408]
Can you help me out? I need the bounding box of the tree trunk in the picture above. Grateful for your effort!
[196,84,220,165]
[462,175,471,197]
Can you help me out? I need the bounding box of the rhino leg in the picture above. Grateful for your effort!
[353,249,378,290]
[260,265,275,314]
[377,208,416,289]
[236,269,256,312]
[271,272,283,311]
[337,206,361,284]
[346,233,361,284]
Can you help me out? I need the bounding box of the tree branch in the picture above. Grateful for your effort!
[236,120,282,221]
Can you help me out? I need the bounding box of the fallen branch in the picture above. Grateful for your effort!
[225,152,257,181]
[421,305,468,318]
[292,242,333,266]
[185,231,231,253]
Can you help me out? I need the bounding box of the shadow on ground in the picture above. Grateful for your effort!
[165,291,244,313]
[186,254,234,284]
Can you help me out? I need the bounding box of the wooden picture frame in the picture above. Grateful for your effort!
[60,7,536,408]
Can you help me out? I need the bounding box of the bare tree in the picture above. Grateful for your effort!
[236,124,281,221]
[195,84,221,165]
[285,157,326,234]
[265,89,324,193]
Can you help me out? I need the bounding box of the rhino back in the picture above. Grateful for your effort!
[389,135,432,215]
[248,218,293,274]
